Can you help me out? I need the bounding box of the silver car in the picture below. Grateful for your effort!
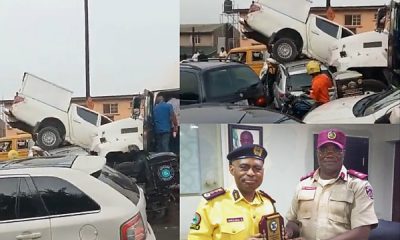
[272,59,332,109]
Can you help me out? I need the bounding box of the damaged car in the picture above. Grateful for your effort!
[240,0,354,63]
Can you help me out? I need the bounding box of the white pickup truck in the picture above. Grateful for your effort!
[240,0,354,63]
[91,89,179,156]
[5,73,112,150]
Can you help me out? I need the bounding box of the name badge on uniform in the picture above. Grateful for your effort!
[227,217,244,223]
[302,186,317,190]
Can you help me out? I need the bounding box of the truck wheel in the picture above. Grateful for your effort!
[363,79,387,93]
[37,126,62,150]
[272,38,298,63]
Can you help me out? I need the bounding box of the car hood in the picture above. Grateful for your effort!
[181,104,300,123]
[303,94,373,123]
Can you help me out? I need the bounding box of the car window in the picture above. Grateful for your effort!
[0,140,12,152]
[0,178,18,221]
[77,106,99,126]
[17,139,29,150]
[228,52,246,63]
[316,17,339,38]
[287,73,312,91]
[33,176,100,215]
[180,71,200,104]
[95,166,140,205]
[203,66,259,99]
[18,178,48,219]
[341,28,353,38]
[252,51,264,61]
[100,115,112,125]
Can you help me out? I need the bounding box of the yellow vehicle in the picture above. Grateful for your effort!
[0,134,32,160]
[227,45,267,75]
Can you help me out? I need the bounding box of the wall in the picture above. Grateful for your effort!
[180,33,214,47]
[180,124,400,239]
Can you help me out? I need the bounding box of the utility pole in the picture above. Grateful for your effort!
[84,0,90,99]
[84,0,94,109]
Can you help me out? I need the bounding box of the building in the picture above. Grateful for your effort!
[0,94,135,137]
[233,2,384,46]
[180,23,240,59]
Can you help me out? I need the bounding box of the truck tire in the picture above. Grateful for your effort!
[363,79,387,93]
[272,38,298,63]
[37,126,62,150]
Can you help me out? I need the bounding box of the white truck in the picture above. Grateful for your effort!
[91,89,179,156]
[5,73,112,150]
[240,0,354,63]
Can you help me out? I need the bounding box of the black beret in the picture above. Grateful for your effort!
[227,144,267,162]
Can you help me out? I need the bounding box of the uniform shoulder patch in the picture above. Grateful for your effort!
[202,187,225,201]
[348,169,368,180]
[258,190,276,204]
[300,171,315,181]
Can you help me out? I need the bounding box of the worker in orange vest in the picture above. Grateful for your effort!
[306,60,333,107]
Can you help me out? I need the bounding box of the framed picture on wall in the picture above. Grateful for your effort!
[228,124,263,152]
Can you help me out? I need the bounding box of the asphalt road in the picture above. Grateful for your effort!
[149,200,179,240]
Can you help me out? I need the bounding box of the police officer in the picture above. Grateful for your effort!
[188,144,277,240]
[285,129,378,240]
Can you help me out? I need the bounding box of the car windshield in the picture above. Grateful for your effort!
[363,89,400,116]
[95,165,140,205]
[287,72,312,91]
[203,66,260,100]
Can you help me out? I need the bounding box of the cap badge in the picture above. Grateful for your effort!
[327,131,337,140]
[253,146,263,157]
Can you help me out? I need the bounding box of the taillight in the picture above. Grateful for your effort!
[120,213,146,240]
[255,96,267,107]
[13,95,24,104]
[249,3,261,13]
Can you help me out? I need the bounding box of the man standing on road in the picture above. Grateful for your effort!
[285,129,378,240]
[188,144,278,240]
[306,60,333,107]
[153,95,177,152]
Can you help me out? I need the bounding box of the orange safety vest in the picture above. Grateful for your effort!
[310,73,332,104]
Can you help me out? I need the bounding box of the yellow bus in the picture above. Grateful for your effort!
[0,134,32,161]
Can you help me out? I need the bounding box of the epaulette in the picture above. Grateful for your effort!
[258,190,276,204]
[202,187,226,201]
[300,171,315,181]
[348,169,368,180]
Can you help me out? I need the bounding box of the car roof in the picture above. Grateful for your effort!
[180,103,301,123]
[0,155,106,175]
[180,61,245,71]
[282,59,328,74]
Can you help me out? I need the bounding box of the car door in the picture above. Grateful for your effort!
[69,105,100,148]
[0,176,51,240]
[180,69,202,104]
[307,15,340,62]
[32,176,102,240]
[249,50,265,75]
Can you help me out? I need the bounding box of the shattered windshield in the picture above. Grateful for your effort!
[363,89,400,116]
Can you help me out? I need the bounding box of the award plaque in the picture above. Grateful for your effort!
[258,213,285,240]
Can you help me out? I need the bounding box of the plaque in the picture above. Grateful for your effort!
[258,212,285,240]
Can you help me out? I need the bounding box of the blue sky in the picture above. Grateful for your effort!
[0,0,179,100]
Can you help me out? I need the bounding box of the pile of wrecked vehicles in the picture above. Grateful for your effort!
[240,0,400,123]
[3,72,179,219]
